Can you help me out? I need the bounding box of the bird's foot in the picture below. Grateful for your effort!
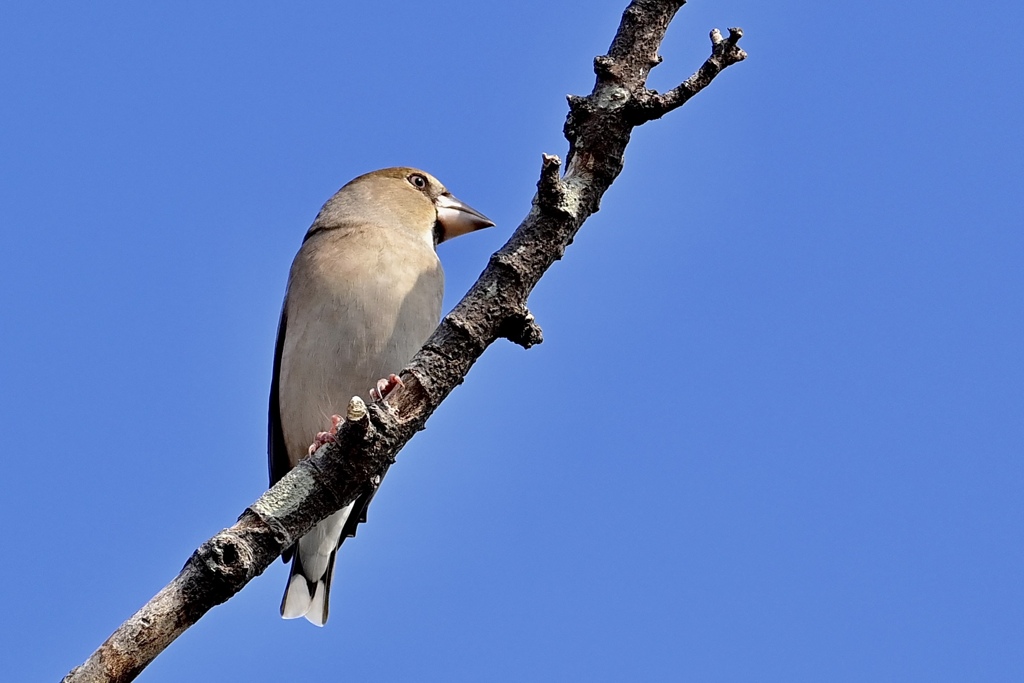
[307,414,344,456]
[370,373,404,402]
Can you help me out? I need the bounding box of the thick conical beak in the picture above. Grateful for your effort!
[435,192,495,242]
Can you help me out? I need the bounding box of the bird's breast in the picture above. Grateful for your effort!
[278,227,444,464]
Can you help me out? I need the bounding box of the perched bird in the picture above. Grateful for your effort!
[268,167,494,625]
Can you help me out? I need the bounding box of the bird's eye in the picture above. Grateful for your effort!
[409,174,428,189]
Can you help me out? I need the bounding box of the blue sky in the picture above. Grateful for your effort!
[3,1,1022,681]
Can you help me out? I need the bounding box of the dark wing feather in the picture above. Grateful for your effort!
[267,304,295,562]
[336,463,391,550]
[268,303,292,487]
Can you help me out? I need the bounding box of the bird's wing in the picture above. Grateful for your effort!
[267,294,377,559]
[268,303,299,563]
[268,303,292,489]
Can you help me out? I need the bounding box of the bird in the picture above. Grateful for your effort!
[268,167,494,626]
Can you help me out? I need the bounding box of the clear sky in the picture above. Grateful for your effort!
[3,1,1022,681]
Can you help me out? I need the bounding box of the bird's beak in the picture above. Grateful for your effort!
[435,192,495,241]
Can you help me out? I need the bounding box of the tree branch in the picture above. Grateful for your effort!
[62,2,745,681]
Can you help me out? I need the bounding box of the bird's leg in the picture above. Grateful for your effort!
[308,414,344,456]
[370,373,404,402]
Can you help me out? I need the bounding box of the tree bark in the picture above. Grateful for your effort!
[62,2,745,681]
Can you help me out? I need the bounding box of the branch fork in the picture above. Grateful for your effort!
[632,27,747,123]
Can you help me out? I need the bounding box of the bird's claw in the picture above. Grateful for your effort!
[307,414,344,455]
[369,373,404,402]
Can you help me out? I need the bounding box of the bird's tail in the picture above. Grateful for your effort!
[279,503,353,626]
[280,548,337,627]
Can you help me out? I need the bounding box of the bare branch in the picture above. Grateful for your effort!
[63,2,744,681]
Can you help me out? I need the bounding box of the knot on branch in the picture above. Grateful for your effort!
[441,311,489,355]
[563,94,588,150]
[536,154,572,217]
[192,532,254,594]
[346,395,368,422]
[594,55,621,82]
[499,308,544,349]
[331,410,374,448]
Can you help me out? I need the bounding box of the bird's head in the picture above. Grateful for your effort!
[308,167,494,247]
